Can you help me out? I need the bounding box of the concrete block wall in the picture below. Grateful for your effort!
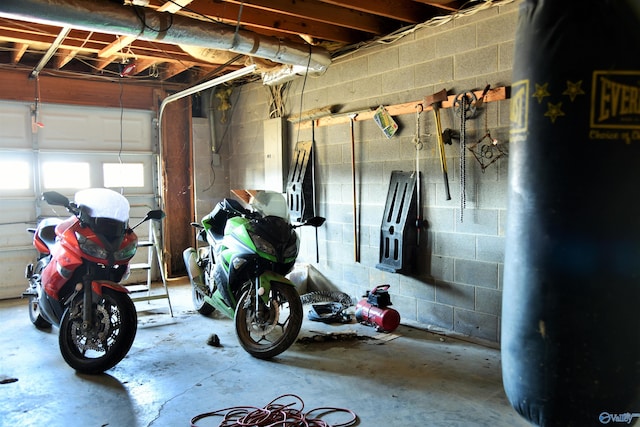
[213,1,520,344]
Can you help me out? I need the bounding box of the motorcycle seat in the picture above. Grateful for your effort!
[206,198,247,239]
[37,217,63,248]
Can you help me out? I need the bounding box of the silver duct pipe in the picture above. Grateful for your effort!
[0,0,331,73]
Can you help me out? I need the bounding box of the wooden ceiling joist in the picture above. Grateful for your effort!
[52,47,78,69]
[10,42,28,63]
[98,35,137,58]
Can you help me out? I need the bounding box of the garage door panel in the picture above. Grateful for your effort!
[39,105,152,152]
[0,106,30,148]
[102,116,151,149]
[0,250,32,299]
[0,224,33,248]
[0,199,37,248]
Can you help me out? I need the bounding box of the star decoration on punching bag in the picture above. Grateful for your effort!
[562,80,585,102]
[532,82,551,103]
[544,102,565,124]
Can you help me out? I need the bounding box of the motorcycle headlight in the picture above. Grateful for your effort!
[114,241,138,261]
[76,232,108,259]
[249,231,277,256]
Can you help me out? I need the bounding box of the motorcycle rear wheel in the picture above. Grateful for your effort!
[235,282,303,359]
[27,261,52,329]
[192,279,214,315]
[28,294,52,329]
[58,288,137,374]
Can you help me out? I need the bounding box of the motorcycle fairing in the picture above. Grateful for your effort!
[258,271,296,305]
[33,217,63,254]
[42,244,83,299]
[225,217,255,251]
[91,280,130,296]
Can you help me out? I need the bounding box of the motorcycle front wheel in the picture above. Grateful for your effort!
[235,282,303,359]
[59,288,137,374]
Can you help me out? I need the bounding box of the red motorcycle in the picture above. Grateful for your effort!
[23,188,164,374]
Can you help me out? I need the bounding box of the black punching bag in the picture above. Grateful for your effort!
[503,1,640,426]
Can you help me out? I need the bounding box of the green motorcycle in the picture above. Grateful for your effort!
[183,191,325,359]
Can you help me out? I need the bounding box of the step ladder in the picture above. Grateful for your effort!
[127,220,173,316]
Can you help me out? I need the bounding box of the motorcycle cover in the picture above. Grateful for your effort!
[502,1,640,426]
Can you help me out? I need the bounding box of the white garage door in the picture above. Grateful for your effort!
[0,101,157,299]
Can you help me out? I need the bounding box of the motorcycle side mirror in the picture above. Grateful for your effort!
[42,191,70,208]
[304,216,326,227]
[146,210,165,221]
[131,209,165,230]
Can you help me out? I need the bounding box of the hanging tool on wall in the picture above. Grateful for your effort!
[467,86,507,172]
[312,119,320,263]
[424,89,451,201]
[453,90,478,222]
[412,104,424,245]
[349,114,360,263]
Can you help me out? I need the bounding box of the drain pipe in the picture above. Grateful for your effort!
[0,0,331,73]
[156,64,257,211]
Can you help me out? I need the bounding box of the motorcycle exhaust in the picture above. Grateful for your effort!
[182,248,204,288]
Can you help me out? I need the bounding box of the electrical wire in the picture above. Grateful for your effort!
[133,5,174,33]
[190,394,358,427]
[331,0,516,61]
[295,47,313,145]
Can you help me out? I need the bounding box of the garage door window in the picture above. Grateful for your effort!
[42,161,90,189]
[0,159,30,190]
[103,163,145,188]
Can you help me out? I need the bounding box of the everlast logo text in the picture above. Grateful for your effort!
[591,71,640,129]
[510,80,529,135]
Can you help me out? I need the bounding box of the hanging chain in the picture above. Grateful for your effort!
[412,105,423,151]
[459,95,467,223]
[454,91,477,223]
[413,105,423,245]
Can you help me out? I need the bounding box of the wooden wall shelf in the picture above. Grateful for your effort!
[292,86,509,129]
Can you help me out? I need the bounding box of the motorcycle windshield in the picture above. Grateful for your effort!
[75,188,130,223]
[249,191,289,221]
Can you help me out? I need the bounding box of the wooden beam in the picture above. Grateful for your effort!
[294,86,509,129]
[157,0,194,13]
[413,0,462,13]
[162,62,191,80]
[52,48,78,69]
[130,58,156,75]
[173,0,364,44]
[0,68,158,110]
[11,42,28,63]
[160,97,194,276]
[320,0,432,24]
[227,0,390,34]
[98,35,137,58]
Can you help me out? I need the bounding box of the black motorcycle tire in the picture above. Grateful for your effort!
[59,288,137,374]
[28,260,52,329]
[28,295,53,329]
[192,282,215,315]
[234,282,303,359]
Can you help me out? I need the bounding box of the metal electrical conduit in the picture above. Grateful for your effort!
[0,0,331,74]
[156,64,257,211]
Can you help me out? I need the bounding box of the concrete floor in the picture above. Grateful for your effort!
[0,279,529,427]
